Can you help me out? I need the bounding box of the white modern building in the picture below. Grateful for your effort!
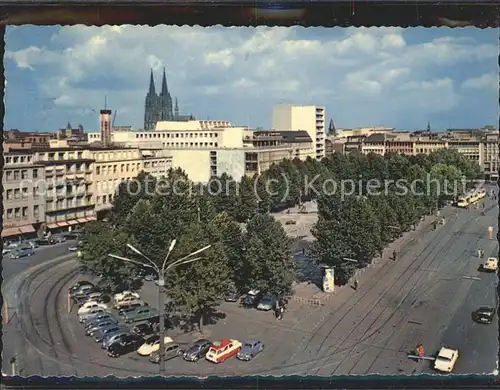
[272,104,326,160]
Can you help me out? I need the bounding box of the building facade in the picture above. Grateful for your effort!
[88,120,314,183]
[2,152,47,239]
[272,104,326,160]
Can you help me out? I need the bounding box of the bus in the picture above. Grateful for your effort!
[456,187,486,208]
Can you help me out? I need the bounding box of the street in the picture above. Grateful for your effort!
[2,198,498,377]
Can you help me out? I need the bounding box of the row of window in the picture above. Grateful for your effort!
[94,151,139,161]
[5,155,33,164]
[4,169,39,181]
[46,199,92,211]
[162,142,218,148]
[96,162,142,175]
[5,205,39,220]
[96,194,114,205]
[5,188,42,200]
[40,151,85,161]
[135,132,220,139]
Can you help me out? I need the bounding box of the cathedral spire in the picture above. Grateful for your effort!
[148,69,156,95]
[427,120,431,132]
[175,97,179,118]
[161,67,168,95]
[328,118,337,136]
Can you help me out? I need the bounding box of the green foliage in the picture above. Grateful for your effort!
[243,214,296,294]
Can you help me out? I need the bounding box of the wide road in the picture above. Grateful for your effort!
[4,195,498,377]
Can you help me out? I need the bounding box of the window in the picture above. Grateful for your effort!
[7,209,13,219]
[113,165,117,173]
[34,205,39,217]
[126,164,130,172]
[103,195,107,204]
[13,156,19,163]
[96,166,100,175]
[22,188,28,198]
[6,189,13,200]
[121,164,124,172]
[33,169,38,179]
[14,171,20,180]
[22,207,28,218]
[6,171,12,181]
[14,189,20,199]
[78,152,83,159]
[14,207,21,218]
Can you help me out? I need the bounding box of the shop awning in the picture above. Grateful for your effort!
[1,227,22,238]
[76,218,88,223]
[66,220,79,226]
[47,223,59,229]
[87,216,97,221]
[57,221,69,227]
[19,225,35,234]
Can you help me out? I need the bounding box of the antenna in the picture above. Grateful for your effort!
[112,110,117,127]
[105,95,107,110]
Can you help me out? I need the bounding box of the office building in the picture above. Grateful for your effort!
[272,104,326,160]
[2,152,46,239]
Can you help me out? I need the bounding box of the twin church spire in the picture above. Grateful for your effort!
[144,67,182,130]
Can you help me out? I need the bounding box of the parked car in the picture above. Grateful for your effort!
[77,301,108,315]
[180,339,213,362]
[147,315,172,330]
[85,314,118,330]
[107,334,145,358]
[205,339,242,363]
[86,319,119,336]
[93,325,129,343]
[26,240,39,249]
[224,287,241,303]
[70,284,96,298]
[132,322,155,337]
[434,347,459,373]
[257,294,277,311]
[118,302,147,316]
[241,289,261,308]
[9,247,35,259]
[115,298,145,310]
[123,307,158,323]
[149,343,181,363]
[64,233,80,240]
[113,291,140,305]
[78,308,109,323]
[53,235,66,243]
[68,281,94,293]
[473,307,496,324]
[137,335,174,356]
[236,340,264,361]
[102,330,131,350]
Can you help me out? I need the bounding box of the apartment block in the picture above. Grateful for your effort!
[272,104,326,160]
[92,147,172,211]
[2,152,46,239]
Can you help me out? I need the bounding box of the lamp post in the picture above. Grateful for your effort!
[109,240,211,375]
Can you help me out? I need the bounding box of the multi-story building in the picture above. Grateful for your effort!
[480,133,499,180]
[88,120,314,183]
[2,152,46,240]
[92,147,172,212]
[272,104,326,160]
[57,123,87,143]
[27,146,96,233]
[4,129,55,146]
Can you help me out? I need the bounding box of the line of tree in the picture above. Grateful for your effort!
[79,148,480,328]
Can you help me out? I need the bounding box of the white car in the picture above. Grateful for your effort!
[137,335,174,356]
[483,257,498,271]
[113,291,140,304]
[77,301,108,315]
[434,347,459,373]
[115,297,143,309]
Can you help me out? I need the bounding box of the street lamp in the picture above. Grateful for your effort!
[108,240,211,375]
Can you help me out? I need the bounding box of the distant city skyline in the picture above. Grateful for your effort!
[5,26,498,132]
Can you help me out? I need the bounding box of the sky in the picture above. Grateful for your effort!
[4,26,498,132]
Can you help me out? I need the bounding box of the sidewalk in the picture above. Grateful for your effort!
[288,205,460,306]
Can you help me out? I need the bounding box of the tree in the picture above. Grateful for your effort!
[111,171,157,223]
[243,214,296,294]
[237,175,258,222]
[166,221,231,332]
[79,221,138,292]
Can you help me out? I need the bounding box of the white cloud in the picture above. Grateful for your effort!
[462,73,497,90]
[4,26,498,130]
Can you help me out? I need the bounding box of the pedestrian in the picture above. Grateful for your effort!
[392,250,397,261]
[279,306,284,321]
[274,307,279,320]
[354,279,359,290]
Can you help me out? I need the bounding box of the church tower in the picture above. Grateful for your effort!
[328,118,337,137]
[158,67,174,121]
[174,97,179,119]
[144,69,158,130]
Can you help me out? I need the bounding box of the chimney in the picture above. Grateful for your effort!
[100,109,112,146]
